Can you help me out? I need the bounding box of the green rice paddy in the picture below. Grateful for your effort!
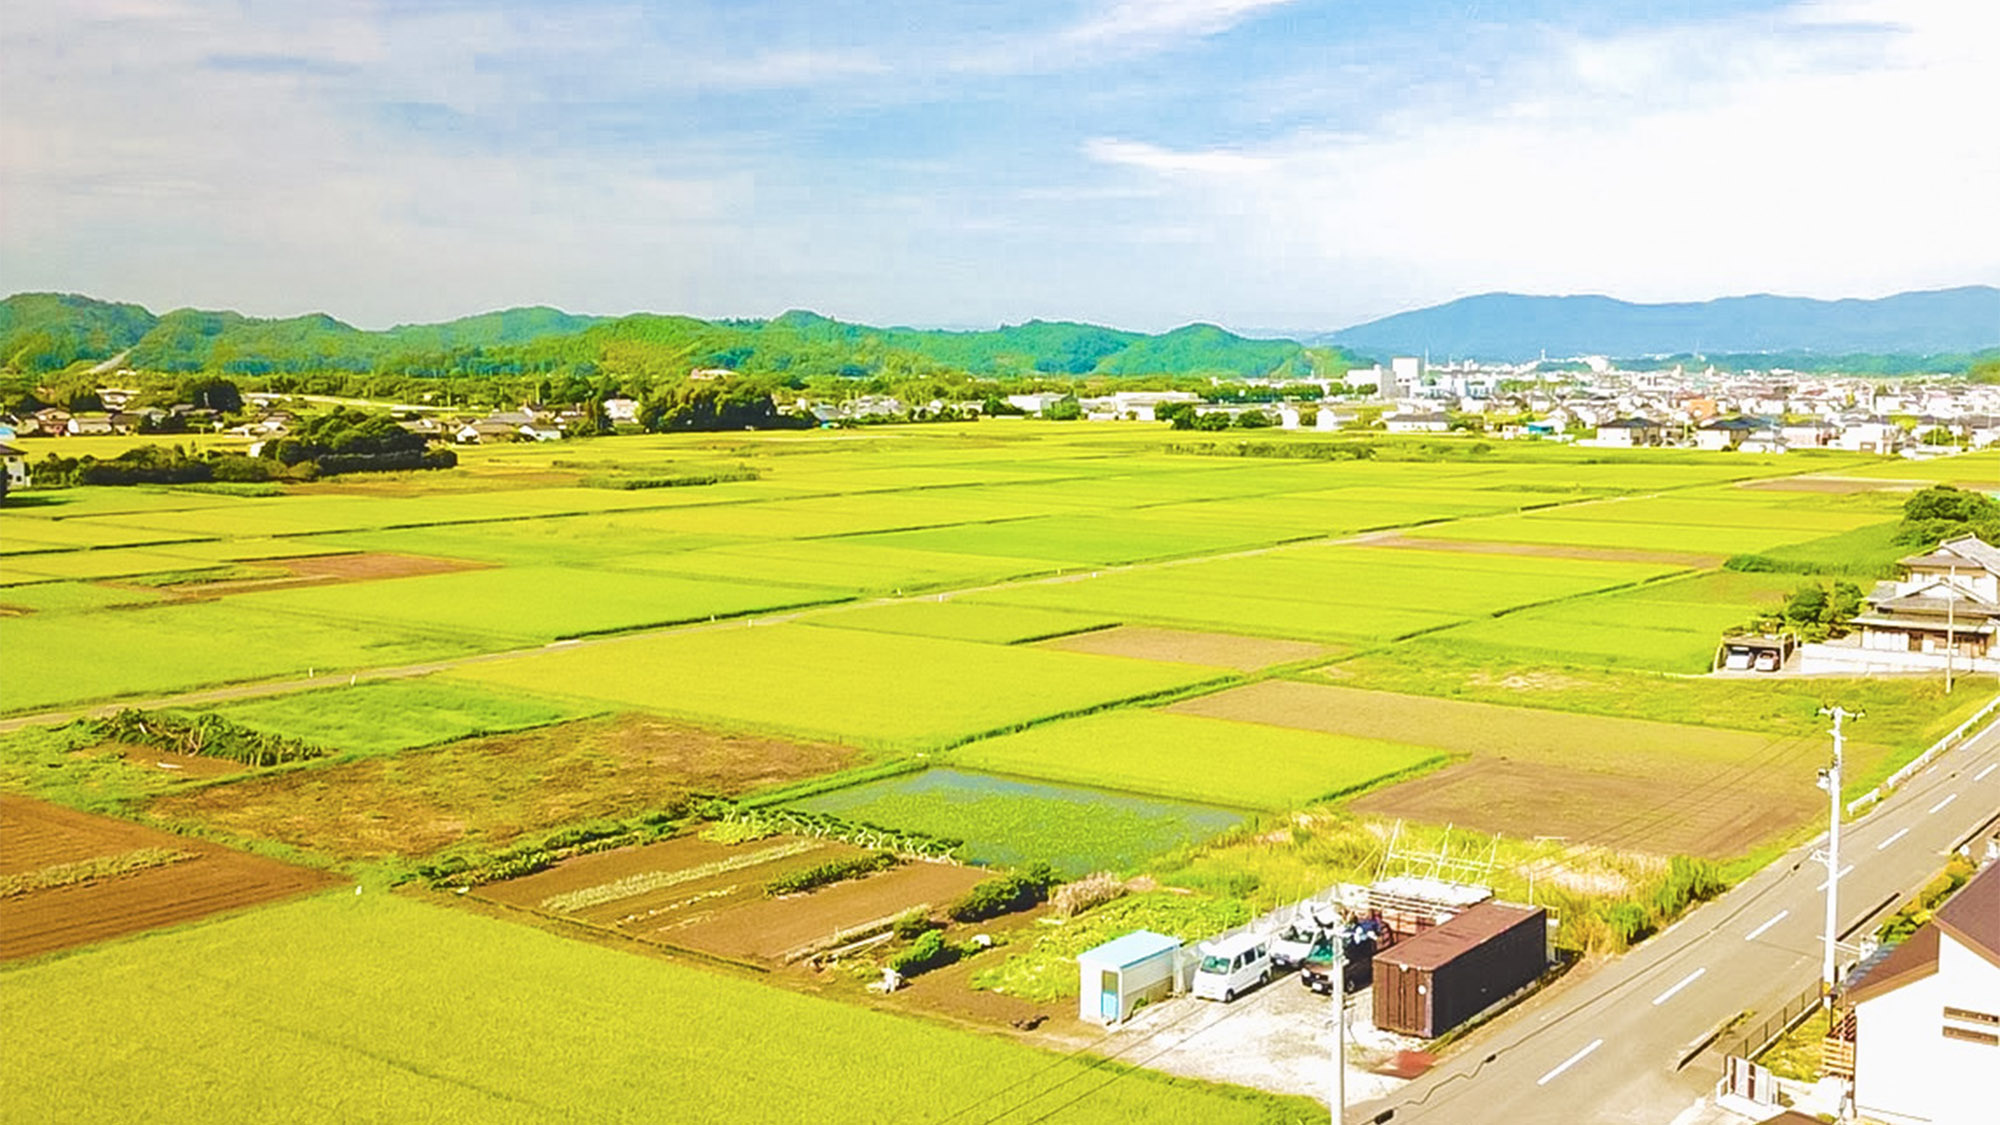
[951,709,1443,810]
[792,768,1246,875]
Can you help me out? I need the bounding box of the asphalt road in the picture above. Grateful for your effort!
[1353,706,2000,1125]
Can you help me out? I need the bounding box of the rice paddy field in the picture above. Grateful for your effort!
[0,892,1312,1124]
[2,421,1992,1121]
[791,768,1247,875]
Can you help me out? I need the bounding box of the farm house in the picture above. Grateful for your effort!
[1077,930,1184,1025]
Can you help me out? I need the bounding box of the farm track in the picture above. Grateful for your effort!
[0,457,1835,735]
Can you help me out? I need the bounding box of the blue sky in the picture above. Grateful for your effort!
[2,0,1993,332]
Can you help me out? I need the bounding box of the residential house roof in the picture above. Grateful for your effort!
[1935,858,2000,971]
[1905,536,2000,576]
[1845,861,2000,1007]
[1843,925,1940,1007]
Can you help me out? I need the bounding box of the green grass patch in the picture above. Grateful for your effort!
[0,581,163,613]
[0,892,1312,1124]
[193,678,600,755]
[791,768,1246,876]
[953,709,1443,809]
[0,722,206,809]
[1725,519,1907,578]
[0,600,485,715]
[971,891,1254,1001]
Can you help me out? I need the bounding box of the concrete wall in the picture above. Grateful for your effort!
[1800,643,2000,676]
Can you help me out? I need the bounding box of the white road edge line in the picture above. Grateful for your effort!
[1816,864,1854,891]
[1536,1039,1604,1086]
[1878,828,1910,850]
[1930,794,1958,814]
[1652,968,1706,1007]
[1977,763,1997,782]
[1745,910,1789,942]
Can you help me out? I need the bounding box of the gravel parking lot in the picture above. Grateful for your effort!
[1100,965,1419,1106]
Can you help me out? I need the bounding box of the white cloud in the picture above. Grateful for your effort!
[1082,0,2000,322]
[1059,0,1300,47]
[1084,138,1273,176]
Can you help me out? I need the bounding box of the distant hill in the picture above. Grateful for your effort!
[1329,286,2000,362]
[0,294,1314,380]
[0,293,157,373]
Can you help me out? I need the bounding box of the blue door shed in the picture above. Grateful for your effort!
[1077,930,1183,1025]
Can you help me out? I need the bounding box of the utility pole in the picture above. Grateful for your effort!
[1946,563,1957,694]
[1817,707,1860,1002]
[1331,934,1346,1125]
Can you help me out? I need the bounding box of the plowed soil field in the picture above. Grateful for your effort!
[1348,757,1800,858]
[482,833,988,964]
[0,796,336,960]
[669,861,989,962]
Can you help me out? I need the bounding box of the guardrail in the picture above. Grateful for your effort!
[1848,691,2000,815]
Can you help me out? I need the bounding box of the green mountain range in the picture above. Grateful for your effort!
[0,294,1317,381]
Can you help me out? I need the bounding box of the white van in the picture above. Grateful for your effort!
[1191,933,1272,1002]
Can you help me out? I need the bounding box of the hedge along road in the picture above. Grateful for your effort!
[0,473,1750,735]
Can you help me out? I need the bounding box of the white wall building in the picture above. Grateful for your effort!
[1836,861,1999,1125]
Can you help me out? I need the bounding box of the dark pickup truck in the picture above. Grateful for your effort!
[1299,922,1384,995]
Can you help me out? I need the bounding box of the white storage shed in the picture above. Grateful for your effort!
[1077,930,1183,1025]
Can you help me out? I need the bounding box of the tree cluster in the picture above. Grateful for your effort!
[1895,484,2000,548]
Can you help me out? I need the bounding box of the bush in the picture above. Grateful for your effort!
[948,862,1059,923]
[891,909,936,941]
[91,708,324,767]
[698,819,775,845]
[1051,872,1126,919]
[764,852,896,897]
[888,929,960,976]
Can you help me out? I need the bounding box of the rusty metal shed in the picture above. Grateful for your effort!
[1372,902,1548,1039]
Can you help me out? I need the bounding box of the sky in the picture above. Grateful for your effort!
[2,0,1994,334]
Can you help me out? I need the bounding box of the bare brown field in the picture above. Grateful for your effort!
[1173,680,1825,855]
[284,552,484,582]
[115,746,246,780]
[667,860,988,962]
[479,834,852,919]
[1039,625,1338,671]
[1349,758,1800,858]
[481,833,988,966]
[142,551,488,598]
[1365,534,1721,568]
[145,715,855,861]
[0,796,336,960]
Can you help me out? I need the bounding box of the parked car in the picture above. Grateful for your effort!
[1754,649,1781,672]
[1300,921,1384,996]
[1192,933,1272,1002]
[1268,921,1325,970]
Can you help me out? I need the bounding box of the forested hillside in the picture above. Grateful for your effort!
[0,293,1314,381]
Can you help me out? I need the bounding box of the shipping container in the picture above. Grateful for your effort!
[1372,902,1547,1038]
